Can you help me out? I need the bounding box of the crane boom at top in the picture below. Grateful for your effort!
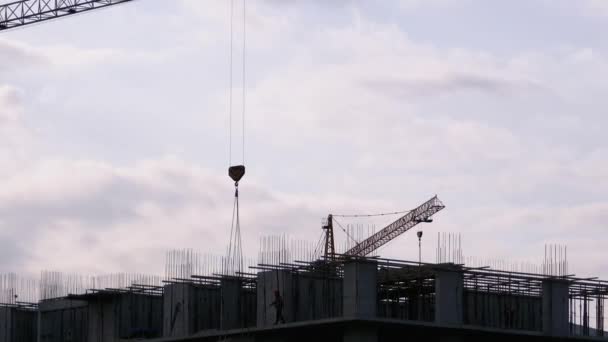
[344,195,445,257]
[0,0,134,31]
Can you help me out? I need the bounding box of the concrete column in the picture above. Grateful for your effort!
[343,260,377,319]
[435,270,464,326]
[542,279,569,337]
[221,278,242,330]
[163,283,192,337]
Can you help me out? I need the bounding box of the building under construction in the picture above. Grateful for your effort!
[0,196,606,341]
[1,1,606,341]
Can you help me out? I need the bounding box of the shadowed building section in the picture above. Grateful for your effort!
[0,303,37,342]
[0,251,606,341]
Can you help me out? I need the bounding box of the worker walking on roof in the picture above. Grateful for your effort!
[270,290,285,325]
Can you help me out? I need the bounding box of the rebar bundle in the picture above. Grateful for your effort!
[0,273,38,304]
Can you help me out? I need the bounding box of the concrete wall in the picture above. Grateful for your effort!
[221,278,241,330]
[0,306,33,342]
[0,306,11,342]
[218,278,255,330]
[87,299,114,342]
[87,292,162,341]
[293,273,341,321]
[257,270,294,327]
[116,293,163,338]
[13,308,37,342]
[192,285,223,332]
[163,283,221,338]
[163,283,192,337]
[257,270,342,327]
[39,299,88,342]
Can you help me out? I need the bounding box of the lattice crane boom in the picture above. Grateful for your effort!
[0,0,134,31]
[344,195,445,257]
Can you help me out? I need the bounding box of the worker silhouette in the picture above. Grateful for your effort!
[270,290,285,324]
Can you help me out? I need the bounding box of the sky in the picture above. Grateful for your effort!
[0,0,607,279]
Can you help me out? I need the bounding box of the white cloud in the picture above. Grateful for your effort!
[0,85,22,123]
[0,85,34,177]
[0,33,167,78]
[580,0,608,16]
[0,0,607,283]
[0,157,392,275]
[398,0,465,11]
[0,38,47,73]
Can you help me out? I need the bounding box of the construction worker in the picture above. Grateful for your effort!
[270,290,285,324]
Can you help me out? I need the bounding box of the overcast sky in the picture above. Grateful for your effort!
[0,0,607,279]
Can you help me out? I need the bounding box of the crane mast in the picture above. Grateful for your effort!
[322,214,335,261]
[0,0,134,31]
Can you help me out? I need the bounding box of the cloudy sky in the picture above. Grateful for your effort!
[0,0,607,279]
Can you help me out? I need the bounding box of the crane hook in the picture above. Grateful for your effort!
[229,165,245,196]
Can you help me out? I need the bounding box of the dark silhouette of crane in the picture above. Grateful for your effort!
[0,0,134,31]
[324,196,445,259]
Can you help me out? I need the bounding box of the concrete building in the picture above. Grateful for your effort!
[157,257,605,341]
[0,255,606,341]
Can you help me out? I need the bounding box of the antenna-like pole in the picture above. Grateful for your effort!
[417,231,423,265]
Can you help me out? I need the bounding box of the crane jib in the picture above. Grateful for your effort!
[0,0,134,31]
[344,196,445,257]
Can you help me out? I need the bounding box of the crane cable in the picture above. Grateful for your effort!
[332,217,359,245]
[226,0,247,276]
[228,0,233,166]
[332,209,411,218]
[241,0,246,165]
[228,0,246,166]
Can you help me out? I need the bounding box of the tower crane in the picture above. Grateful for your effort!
[0,0,134,31]
[324,195,445,259]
